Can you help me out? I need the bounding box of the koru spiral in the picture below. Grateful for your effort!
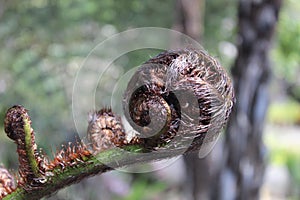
[87,48,235,154]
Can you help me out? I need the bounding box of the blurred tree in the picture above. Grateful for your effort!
[272,0,300,103]
[176,0,282,200]
[212,1,282,199]
[172,0,204,42]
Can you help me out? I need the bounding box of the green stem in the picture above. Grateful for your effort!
[23,117,40,177]
[2,104,192,200]
[3,145,185,200]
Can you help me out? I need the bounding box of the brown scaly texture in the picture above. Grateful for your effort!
[124,49,234,152]
[3,105,93,192]
[0,166,15,198]
[4,105,47,188]
[48,141,92,171]
[89,48,234,153]
[87,108,128,153]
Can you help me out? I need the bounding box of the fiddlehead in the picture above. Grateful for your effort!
[88,48,234,154]
[4,105,48,188]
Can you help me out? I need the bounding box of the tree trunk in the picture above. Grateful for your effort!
[213,1,282,199]
[174,0,282,200]
[173,0,204,41]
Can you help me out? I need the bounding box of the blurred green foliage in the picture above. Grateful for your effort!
[267,0,300,193]
[268,100,300,125]
[267,142,300,199]
[272,0,300,83]
[115,178,167,200]
[268,0,300,126]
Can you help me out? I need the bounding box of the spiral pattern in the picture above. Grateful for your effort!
[88,48,234,153]
[123,48,234,151]
[87,108,128,152]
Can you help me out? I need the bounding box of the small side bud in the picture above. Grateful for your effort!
[87,108,128,153]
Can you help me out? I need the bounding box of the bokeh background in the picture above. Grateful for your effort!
[0,0,299,199]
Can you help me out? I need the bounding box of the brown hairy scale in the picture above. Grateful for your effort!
[3,105,46,187]
[89,48,234,152]
[87,108,128,152]
[48,141,92,170]
[3,105,93,191]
